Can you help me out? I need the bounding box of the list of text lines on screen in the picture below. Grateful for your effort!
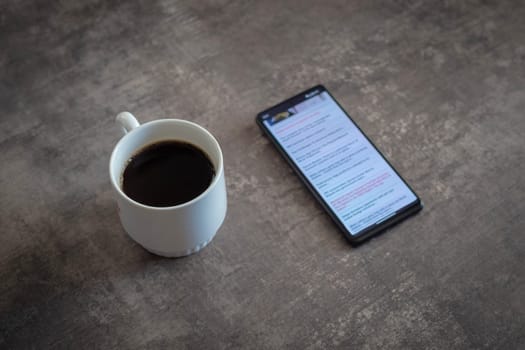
[263,91,416,235]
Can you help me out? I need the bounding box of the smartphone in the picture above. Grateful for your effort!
[256,85,422,244]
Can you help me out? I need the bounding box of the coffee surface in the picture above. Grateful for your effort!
[122,140,215,207]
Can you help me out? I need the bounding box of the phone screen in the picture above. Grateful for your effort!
[258,87,419,236]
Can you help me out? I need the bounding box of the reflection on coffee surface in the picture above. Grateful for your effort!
[122,140,215,207]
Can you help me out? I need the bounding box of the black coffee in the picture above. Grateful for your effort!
[122,140,215,207]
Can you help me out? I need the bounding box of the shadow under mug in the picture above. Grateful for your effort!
[109,112,227,257]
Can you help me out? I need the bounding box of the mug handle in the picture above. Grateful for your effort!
[116,112,140,135]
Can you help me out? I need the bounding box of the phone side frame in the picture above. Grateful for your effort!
[255,84,422,244]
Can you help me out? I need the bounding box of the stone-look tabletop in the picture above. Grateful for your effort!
[1,1,524,348]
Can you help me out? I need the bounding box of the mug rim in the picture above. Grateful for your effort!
[109,118,224,211]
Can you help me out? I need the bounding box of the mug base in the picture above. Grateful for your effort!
[143,235,215,258]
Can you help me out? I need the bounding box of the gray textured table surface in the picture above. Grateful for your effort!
[1,0,524,349]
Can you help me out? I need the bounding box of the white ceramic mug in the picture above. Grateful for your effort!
[109,112,227,257]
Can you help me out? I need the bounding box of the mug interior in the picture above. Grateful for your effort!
[109,119,223,208]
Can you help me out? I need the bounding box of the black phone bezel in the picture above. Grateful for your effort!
[255,84,422,244]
